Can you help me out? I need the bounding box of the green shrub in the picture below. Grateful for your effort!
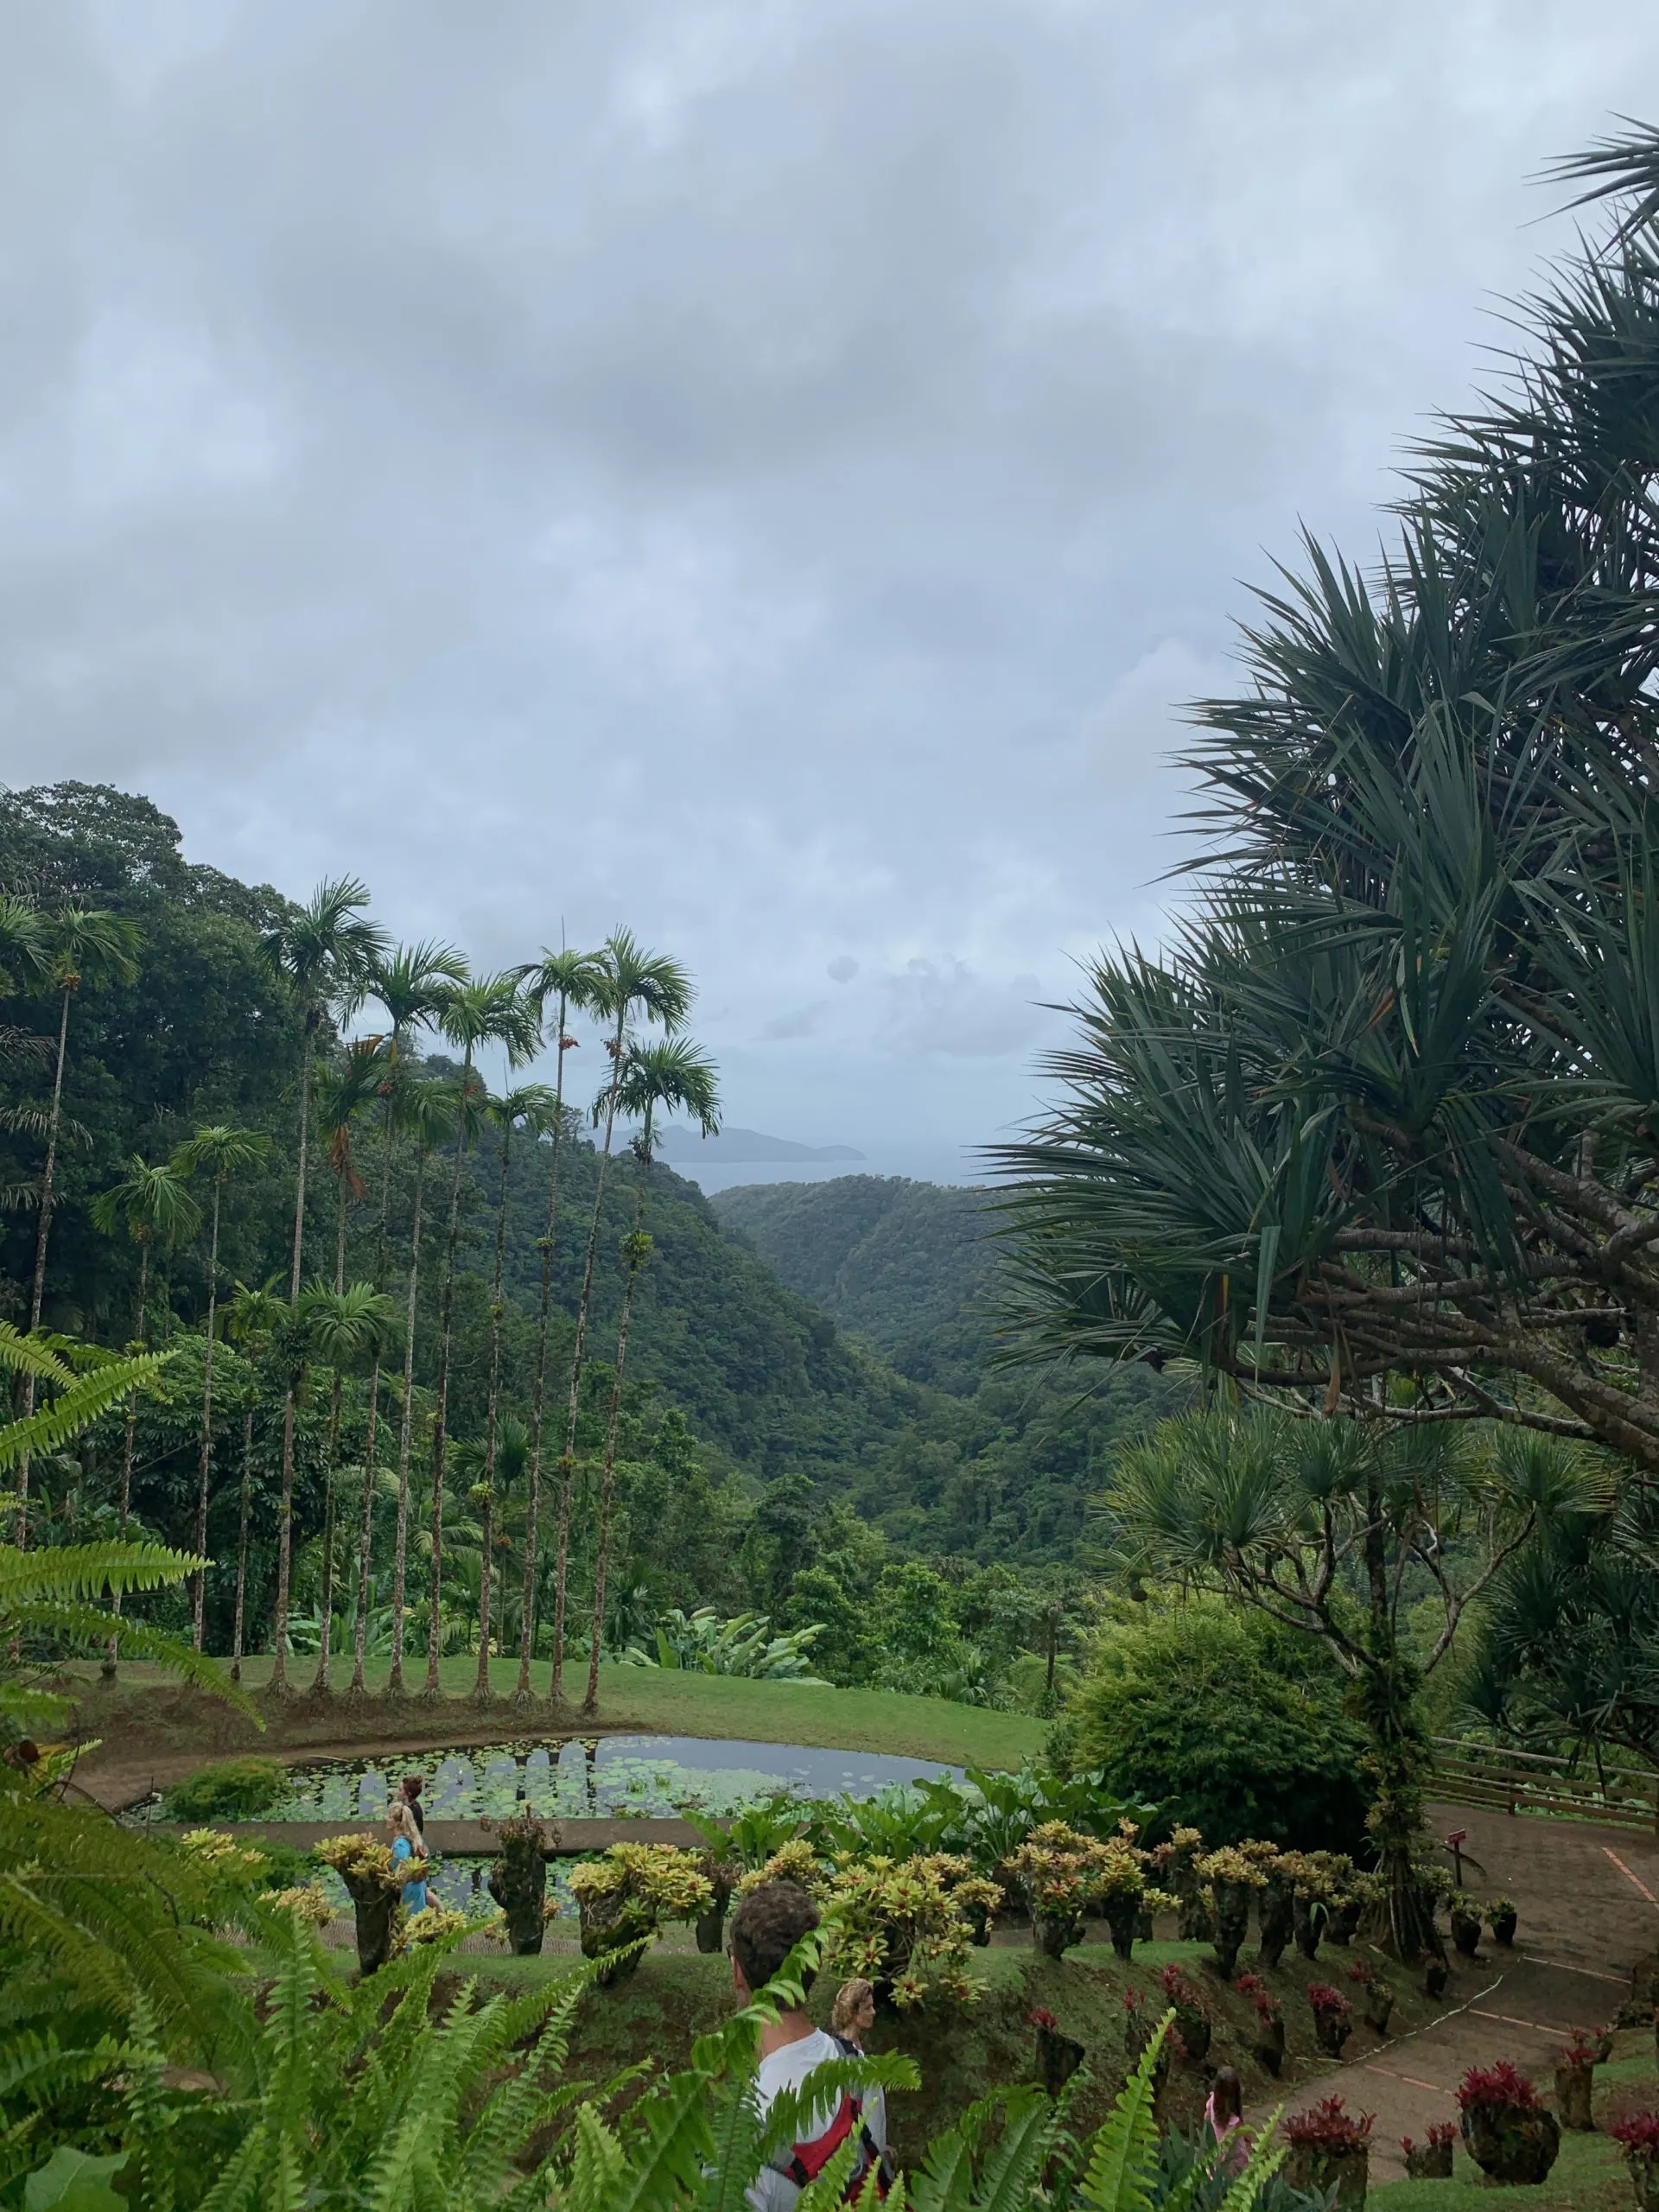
[162,1756,289,1822]
[1068,1599,1369,1851]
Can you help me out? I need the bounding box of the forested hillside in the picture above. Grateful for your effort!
[715,1176,1190,1555]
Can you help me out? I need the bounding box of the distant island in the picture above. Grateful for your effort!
[652,1124,866,1163]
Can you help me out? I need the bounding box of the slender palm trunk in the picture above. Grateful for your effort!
[387,1146,428,1696]
[550,1018,626,1700]
[472,1115,515,1702]
[424,1065,474,1697]
[270,1376,300,1692]
[16,986,73,1549]
[309,1182,350,1694]
[191,1183,223,1649]
[352,1126,397,1696]
[290,1023,315,1297]
[231,1405,253,1681]
[517,1012,570,1705]
[584,1150,651,1713]
[102,1239,150,1679]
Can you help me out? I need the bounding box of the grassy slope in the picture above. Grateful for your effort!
[436,1934,1446,2166]
[1370,2044,1658,2212]
[69,1660,1046,1778]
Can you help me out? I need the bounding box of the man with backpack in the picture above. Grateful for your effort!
[729,1880,888,2209]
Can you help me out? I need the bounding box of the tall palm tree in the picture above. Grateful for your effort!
[226,1276,282,1681]
[385,1079,456,1696]
[307,1042,389,1694]
[582,1036,719,1713]
[169,1125,270,1649]
[470,1081,559,1704]
[422,976,538,1699]
[512,946,604,1704]
[550,930,691,1701]
[262,878,387,1298]
[301,1281,400,1693]
[88,1155,201,1675]
[16,906,139,1548]
[349,940,465,1698]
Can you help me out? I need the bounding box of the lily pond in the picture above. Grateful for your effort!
[264,1734,952,1824]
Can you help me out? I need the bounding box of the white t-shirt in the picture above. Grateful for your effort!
[747,2029,887,2212]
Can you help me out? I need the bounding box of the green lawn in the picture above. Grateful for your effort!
[73,1656,1047,1771]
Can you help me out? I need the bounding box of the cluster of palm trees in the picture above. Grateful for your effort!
[7,873,719,1713]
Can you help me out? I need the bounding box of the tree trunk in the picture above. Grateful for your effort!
[517,1007,571,1706]
[102,1240,150,1679]
[472,1114,515,1704]
[16,986,73,1549]
[424,1077,473,1699]
[351,1120,397,1695]
[289,1023,315,1298]
[583,1154,651,1714]
[1358,1470,1435,1960]
[551,1014,626,1700]
[387,1146,428,1698]
[231,1405,253,1681]
[191,1183,223,1649]
[309,1179,350,1694]
[269,1377,299,1693]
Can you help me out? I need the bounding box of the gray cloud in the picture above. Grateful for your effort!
[0,3,1653,1154]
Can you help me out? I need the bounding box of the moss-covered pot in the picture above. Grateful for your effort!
[1461,2107,1560,2184]
[1293,1895,1324,1961]
[1404,2139,1453,2180]
[1258,1878,1294,1970]
[1627,2148,1659,2212]
[1313,2010,1351,2059]
[1035,2023,1085,2098]
[1033,1912,1084,1961]
[486,1816,553,1956]
[1286,2142,1369,2210]
[1491,1908,1518,1948]
[1554,2066,1596,2132]
[1253,2015,1286,2077]
[1210,1879,1252,1979]
[578,1893,652,1987]
[1451,1909,1482,1959]
[1102,1893,1140,1962]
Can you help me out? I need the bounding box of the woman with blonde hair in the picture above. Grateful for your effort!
[830,1977,876,2052]
[385,1797,429,1914]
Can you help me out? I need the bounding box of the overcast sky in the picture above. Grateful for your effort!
[3,4,1656,1166]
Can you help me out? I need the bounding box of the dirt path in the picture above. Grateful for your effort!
[1266,1802,1659,2178]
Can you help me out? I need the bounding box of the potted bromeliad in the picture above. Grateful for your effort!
[1306,1980,1353,2058]
[569,1843,714,1987]
[1154,1826,1212,1943]
[483,1813,559,1956]
[1448,1891,1484,1959]
[1488,1895,1519,1948]
[1614,2113,1659,2212]
[1198,1845,1267,1979]
[315,1834,411,1976]
[1554,2029,1608,2132]
[1402,2122,1456,2180]
[1255,1848,1296,1970]
[1349,1958,1394,2034]
[1459,2061,1561,2184]
[1283,2096,1373,2210]
[1009,1822,1155,1961]
[1235,1973,1285,2076]
[1027,2007,1085,2097]
[1158,1963,1212,2063]
[823,1853,987,2012]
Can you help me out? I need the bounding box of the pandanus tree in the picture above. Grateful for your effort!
[470,1082,560,1704]
[226,1277,282,1681]
[385,1078,457,1695]
[550,931,691,1701]
[88,1156,200,1675]
[302,1281,400,1694]
[262,878,386,1298]
[308,1043,391,1694]
[512,945,604,1703]
[15,906,138,1548]
[582,1036,720,1713]
[422,976,538,1699]
[998,128,1659,1473]
[351,939,465,1698]
[169,1125,269,1649]
[1109,1410,1582,1956]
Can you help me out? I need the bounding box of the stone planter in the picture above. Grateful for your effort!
[1451,1909,1482,1959]
[1286,2142,1369,2210]
[1135,1904,1154,1942]
[1253,2015,1287,2077]
[1294,1896,1325,1961]
[1628,2149,1659,2212]
[1363,1986,1395,2035]
[1259,1878,1294,1970]
[1425,1959,1450,1999]
[579,1894,652,1987]
[694,1904,728,1955]
[1036,2023,1085,2097]
[1461,2107,1561,2185]
[1555,2065,1596,2132]
[1173,2007,1212,2063]
[1033,1912,1084,1961]
[1313,2009,1352,2058]
[346,1884,400,1976]
[486,1818,553,1956]
[1491,1909,1518,1948]
[1328,1900,1363,1946]
[1102,1893,1141,1962]
[1211,1880,1253,1980]
[963,1896,994,1948]
[1404,2139,1454,2180]
[1179,1888,1215,1944]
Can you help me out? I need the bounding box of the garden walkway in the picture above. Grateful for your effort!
[1265,1802,1659,2180]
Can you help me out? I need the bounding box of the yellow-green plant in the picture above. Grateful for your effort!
[823,1853,979,2011]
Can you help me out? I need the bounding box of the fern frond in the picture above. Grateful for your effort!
[973,2094,1054,2212]
[1077,2016,1171,2212]
[0,1323,73,1389]
[0,1349,178,1468]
